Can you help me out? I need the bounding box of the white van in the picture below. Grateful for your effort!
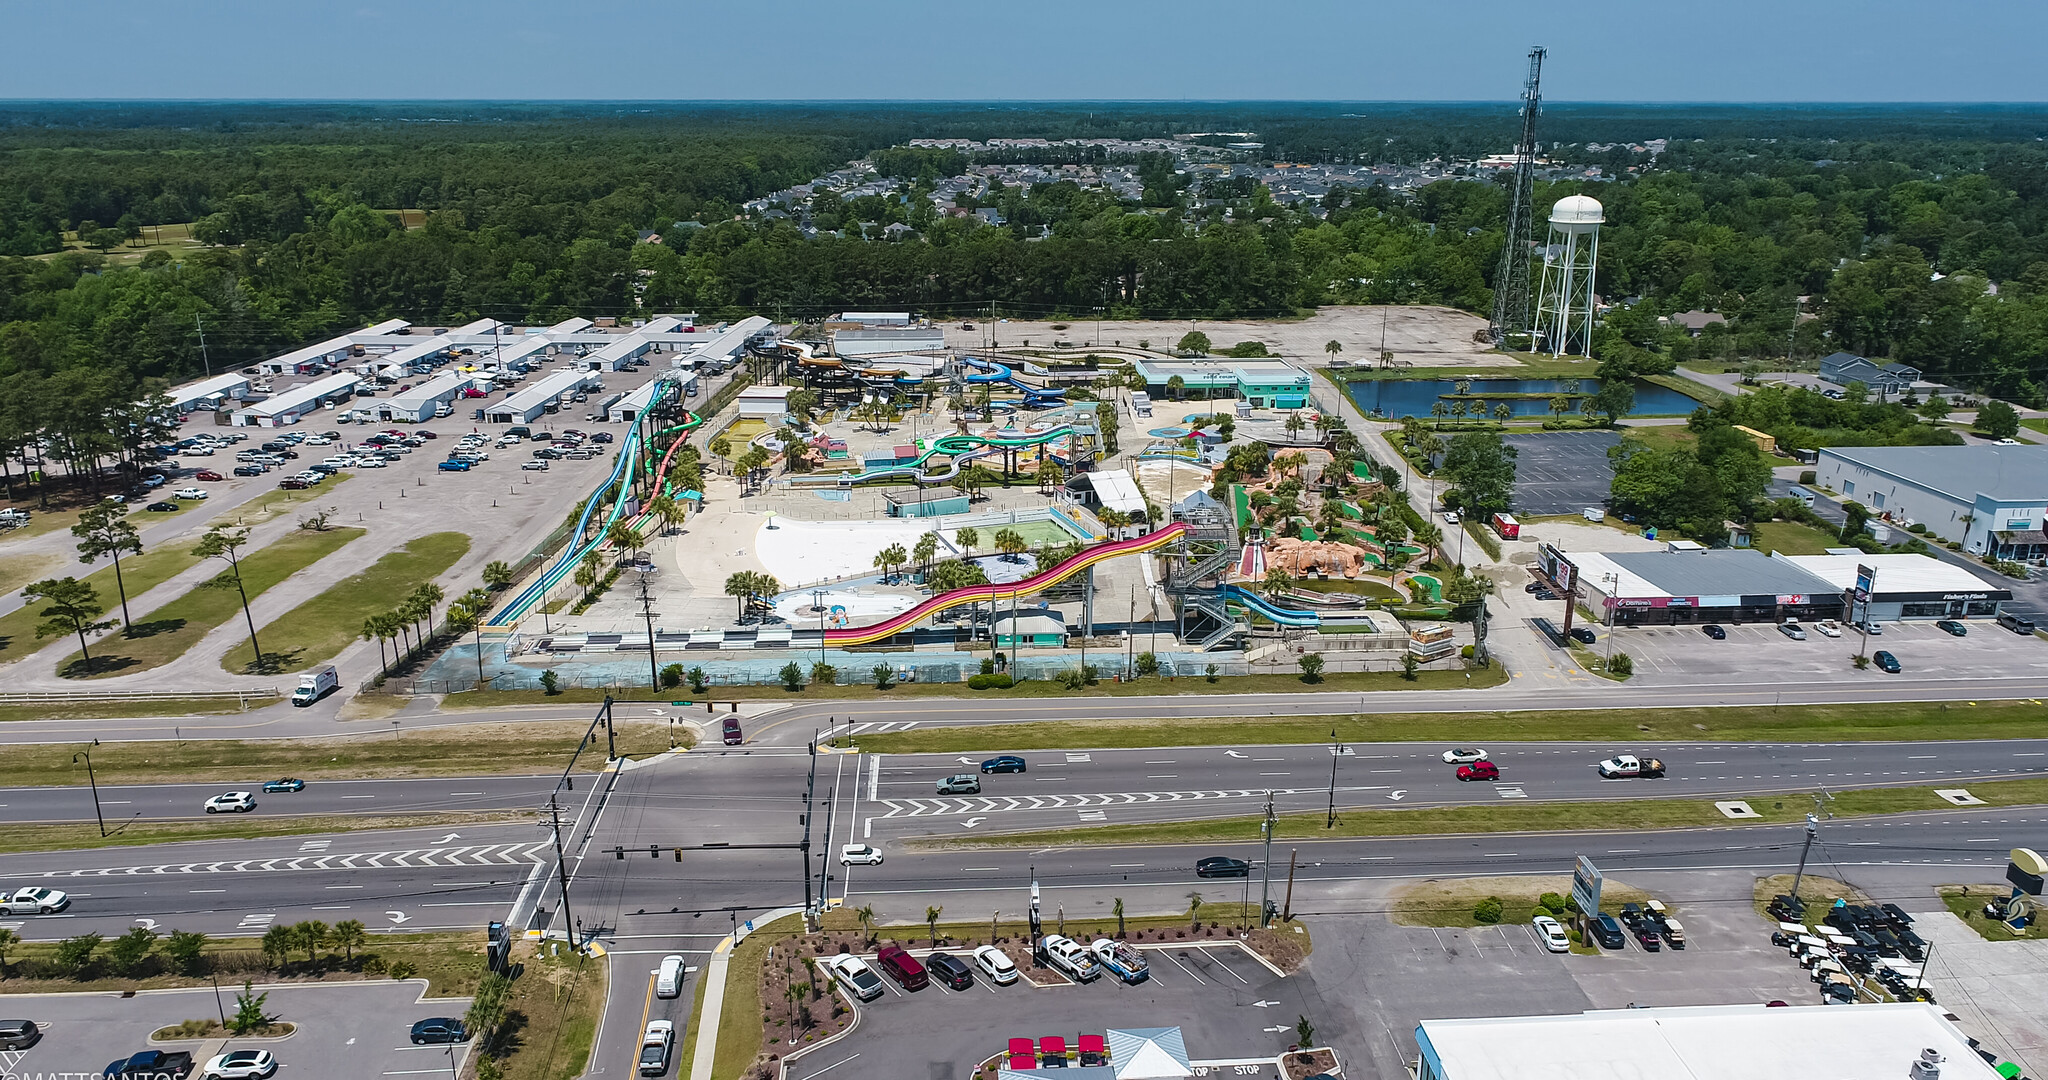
[656,954,685,998]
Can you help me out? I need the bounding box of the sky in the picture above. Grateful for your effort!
[5,0,2045,102]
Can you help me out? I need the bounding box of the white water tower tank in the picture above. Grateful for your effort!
[1548,194,1605,233]
[1535,194,1605,357]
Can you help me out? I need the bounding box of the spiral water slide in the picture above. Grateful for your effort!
[960,354,1066,408]
[825,523,1189,647]
[487,378,700,627]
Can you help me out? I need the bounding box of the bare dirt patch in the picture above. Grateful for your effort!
[945,306,1500,368]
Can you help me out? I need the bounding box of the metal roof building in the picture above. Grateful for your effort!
[380,372,479,423]
[1551,547,1842,626]
[485,368,601,425]
[165,373,251,413]
[607,374,675,423]
[232,373,361,427]
[1781,551,2011,621]
[1817,445,2048,557]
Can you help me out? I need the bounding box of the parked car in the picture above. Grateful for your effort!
[936,774,981,794]
[875,945,929,990]
[926,951,974,990]
[1815,619,1842,638]
[980,755,1028,774]
[1041,935,1100,982]
[203,792,257,814]
[637,1020,673,1077]
[409,1018,468,1045]
[194,469,224,481]
[437,460,472,472]
[972,944,1019,985]
[277,478,308,490]
[521,460,549,471]
[1856,620,1884,635]
[1701,624,1727,639]
[0,1019,40,1049]
[201,1049,277,1079]
[0,887,70,915]
[1591,913,1627,949]
[1457,761,1500,782]
[1569,626,1596,645]
[146,501,180,512]
[1935,619,1968,636]
[1533,915,1570,953]
[1873,650,1901,674]
[1442,748,1488,764]
[104,1049,194,1080]
[1195,856,1250,878]
[1088,938,1150,983]
[827,955,884,1001]
[838,844,883,866]
[260,778,305,793]
[592,431,615,443]
[140,474,166,488]
[1779,621,1808,640]
[172,487,208,499]
[232,465,264,477]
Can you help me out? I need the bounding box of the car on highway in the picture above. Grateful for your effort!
[1569,626,1596,645]
[1456,761,1500,782]
[1441,511,1459,524]
[1597,755,1666,779]
[972,944,1019,985]
[1779,621,1807,640]
[638,1020,673,1076]
[1815,619,1842,638]
[0,887,70,915]
[260,778,305,793]
[1873,650,1902,674]
[203,791,257,814]
[980,755,1028,774]
[926,952,974,990]
[838,844,883,866]
[936,774,981,794]
[1701,624,1726,639]
[656,954,685,998]
[146,501,181,512]
[194,469,224,481]
[1441,748,1488,764]
[409,1018,468,1045]
[827,955,885,1001]
[1195,856,1250,878]
[1591,913,1627,949]
[201,1048,278,1079]
[1533,915,1570,953]
[172,487,208,499]
[1936,619,1968,636]
[0,1019,40,1049]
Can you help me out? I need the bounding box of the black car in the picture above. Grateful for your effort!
[233,465,265,476]
[1569,627,1596,645]
[1591,913,1627,949]
[410,1018,469,1045]
[145,501,180,512]
[592,431,615,443]
[1534,589,1558,601]
[1873,650,1901,674]
[1935,619,1968,636]
[925,951,974,990]
[980,755,1027,774]
[1702,624,1726,639]
[1195,856,1251,878]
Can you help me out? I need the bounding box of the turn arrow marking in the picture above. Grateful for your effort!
[1388,791,1408,801]
[386,911,411,924]
[958,756,978,765]
[436,833,462,843]
[1225,750,1248,758]
[961,817,986,829]
[1251,999,1280,1008]
[133,918,158,931]
[1263,1026,1289,1033]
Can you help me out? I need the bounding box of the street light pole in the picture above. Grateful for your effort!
[74,740,106,837]
[1325,726,1343,828]
[1258,791,1277,927]
[1789,813,1820,902]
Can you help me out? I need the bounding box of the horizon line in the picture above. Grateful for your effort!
[3,98,2048,108]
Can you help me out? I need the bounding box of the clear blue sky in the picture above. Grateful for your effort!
[6,0,2043,102]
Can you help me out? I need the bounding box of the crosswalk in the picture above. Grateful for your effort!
[33,843,549,879]
[878,787,1311,818]
[841,721,921,735]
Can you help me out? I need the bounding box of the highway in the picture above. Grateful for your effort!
[0,774,562,824]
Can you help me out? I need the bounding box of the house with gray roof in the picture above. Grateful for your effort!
[1819,351,1920,395]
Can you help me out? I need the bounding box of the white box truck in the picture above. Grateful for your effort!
[292,665,338,706]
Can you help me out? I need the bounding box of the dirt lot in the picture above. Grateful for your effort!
[942,306,1502,368]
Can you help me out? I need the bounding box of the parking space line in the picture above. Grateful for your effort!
[1159,949,1206,985]
[1197,947,1250,984]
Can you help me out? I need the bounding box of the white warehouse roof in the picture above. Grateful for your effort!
[494,368,597,416]
[236,373,360,421]
[1779,552,2011,597]
[1084,469,1147,515]
[166,373,250,410]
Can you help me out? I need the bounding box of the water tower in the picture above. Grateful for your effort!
[1535,194,1603,357]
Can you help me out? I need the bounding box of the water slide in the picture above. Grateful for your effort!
[825,523,1189,646]
[796,425,1076,486]
[960,355,1066,408]
[1218,584,1322,628]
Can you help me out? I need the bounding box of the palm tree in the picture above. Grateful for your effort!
[361,616,393,677]
[955,527,978,558]
[1324,340,1342,362]
[925,905,944,946]
[1449,400,1469,424]
[411,583,446,640]
[1166,375,1186,401]
[606,521,645,556]
[1469,398,1486,420]
[1414,521,1444,565]
[854,904,876,946]
[576,560,602,606]
[1035,460,1064,493]
[648,495,685,537]
[1494,402,1512,421]
[1097,507,1127,539]
[912,532,939,578]
[1562,379,1581,395]
[993,528,1027,563]
[1428,400,1448,429]
[1549,396,1571,420]
[724,572,753,620]
[1454,378,1473,395]
[778,426,810,473]
[708,435,732,475]
[1284,411,1306,442]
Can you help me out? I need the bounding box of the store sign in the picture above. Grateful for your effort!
[1776,594,1808,605]
[1854,563,1876,603]
[1573,856,1603,919]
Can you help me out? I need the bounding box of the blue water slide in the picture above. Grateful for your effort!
[488,393,651,625]
[1218,584,1322,628]
[960,355,1066,408]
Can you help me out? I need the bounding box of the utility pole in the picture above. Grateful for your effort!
[800,735,818,921]
[1789,813,1820,903]
[74,740,106,837]
[1258,791,1277,927]
[543,801,578,945]
[1325,726,1343,828]
[637,569,659,690]
[1282,848,1298,922]
[196,315,211,377]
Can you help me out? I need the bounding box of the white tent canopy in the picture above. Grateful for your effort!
[1108,1028,1191,1079]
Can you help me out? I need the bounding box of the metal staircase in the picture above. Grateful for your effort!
[1187,593,1249,651]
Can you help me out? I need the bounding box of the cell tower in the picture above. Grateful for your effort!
[1534,194,1604,357]
[1489,46,1546,348]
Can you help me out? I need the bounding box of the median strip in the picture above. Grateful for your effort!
[0,811,526,855]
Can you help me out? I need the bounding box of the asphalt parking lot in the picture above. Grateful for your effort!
[1592,616,2048,684]
[1503,431,1620,516]
[786,942,1305,1080]
[0,980,472,1080]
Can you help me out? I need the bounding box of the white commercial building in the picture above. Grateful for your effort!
[232,373,361,427]
[737,385,792,420]
[379,372,479,423]
[834,326,945,361]
[1817,445,2048,559]
[1779,551,2012,621]
[1415,1002,2000,1080]
[252,319,410,375]
[839,312,912,326]
[165,373,251,413]
[485,368,601,425]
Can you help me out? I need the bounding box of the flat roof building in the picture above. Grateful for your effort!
[738,385,792,420]
[1127,356,1311,409]
[608,374,675,423]
[232,373,361,427]
[1546,546,1842,626]
[1416,1002,1999,1080]
[1781,550,2011,621]
[838,312,912,326]
[380,372,478,424]
[834,327,944,360]
[485,368,601,425]
[1817,445,2048,559]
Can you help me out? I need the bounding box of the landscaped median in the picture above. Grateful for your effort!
[57,527,365,677]
[922,777,2048,849]
[0,810,528,855]
[219,530,470,674]
[837,698,2048,755]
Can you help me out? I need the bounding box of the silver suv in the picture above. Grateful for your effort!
[936,774,982,795]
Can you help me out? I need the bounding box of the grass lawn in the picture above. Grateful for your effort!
[1938,885,2040,941]
[1748,519,1841,555]
[1641,372,1728,407]
[939,777,2048,849]
[0,696,274,724]
[497,942,606,1080]
[220,530,470,674]
[58,527,365,678]
[0,927,493,999]
[449,663,1509,711]
[1390,875,1652,928]
[0,550,66,598]
[0,545,206,662]
[219,477,355,528]
[1617,425,1698,452]
[0,719,679,787]
[0,811,526,855]
[2020,417,2048,437]
[1294,578,1405,600]
[841,697,2048,755]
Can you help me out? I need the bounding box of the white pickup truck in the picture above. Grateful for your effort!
[1041,935,1100,982]
[0,887,70,915]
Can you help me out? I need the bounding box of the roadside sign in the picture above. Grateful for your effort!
[1573,856,1603,919]
[1854,564,1876,604]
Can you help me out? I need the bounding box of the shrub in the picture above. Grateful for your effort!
[387,959,418,980]
[1473,897,1505,924]
[1799,470,1817,485]
[779,661,805,691]
[1608,652,1634,677]
[968,674,1014,690]
[980,658,997,675]
[1134,651,1160,677]
[1204,663,1219,683]
[1460,644,1476,659]
[687,666,708,694]
[1538,892,1567,915]
[872,664,894,689]
[660,663,684,688]
[1399,652,1417,681]
[538,670,560,695]
[361,955,388,975]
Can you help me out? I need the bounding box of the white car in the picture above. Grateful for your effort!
[838,844,883,866]
[1533,915,1570,953]
[0,886,70,915]
[1441,511,1460,524]
[202,1049,277,1079]
[1814,620,1842,638]
[521,460,549,471]
[173,487,208,499]
[204,791,257,814]
[1995,438,2021,446]
[637,1019,673,1077]
[826,954,884,1000]
[356,457,386,468]
[1041,934,1100,982]
[1442,748,1489,764]
[972,944,1019,985]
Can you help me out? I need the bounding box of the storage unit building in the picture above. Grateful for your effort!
[165,374,251,413]
[232,373,361,427]
[380,372,479,423]
[485,369,600,425]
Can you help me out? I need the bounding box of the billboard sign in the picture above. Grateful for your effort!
[1854,563,1876,604]
[1572,856,1603,919]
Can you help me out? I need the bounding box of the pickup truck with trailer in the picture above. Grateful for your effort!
[104,1049,195,1080]
[1089,938,1150,984]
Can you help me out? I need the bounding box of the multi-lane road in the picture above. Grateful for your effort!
[0,774,561,824]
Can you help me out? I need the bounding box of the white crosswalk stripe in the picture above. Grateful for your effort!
[878,788,1312,817]
[29,843,551,878]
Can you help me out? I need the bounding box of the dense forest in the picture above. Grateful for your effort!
[3,102,2048,474]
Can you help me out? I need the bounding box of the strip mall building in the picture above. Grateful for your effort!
[1537,545,2010,626]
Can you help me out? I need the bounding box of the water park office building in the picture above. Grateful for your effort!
[1126,357,1311,409]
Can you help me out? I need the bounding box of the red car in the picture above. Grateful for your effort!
[416,430,438,439]
[193,469,224,481]
[874,945,927,990]
[1457,761,1500,782]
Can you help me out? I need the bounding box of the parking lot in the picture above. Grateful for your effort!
[786,942,1306,1080]
[1503,430,1621,516]
[1586,615,2048,684]
[0,980,472,1080]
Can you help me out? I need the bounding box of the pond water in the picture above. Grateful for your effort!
[1343,377,1702,419]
